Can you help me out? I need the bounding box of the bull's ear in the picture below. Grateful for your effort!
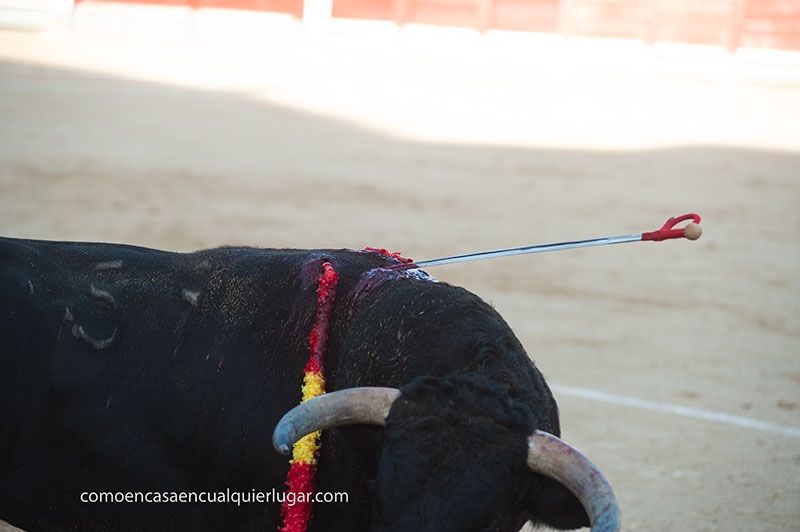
[526,474,590,530]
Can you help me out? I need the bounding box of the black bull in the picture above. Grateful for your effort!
[0,237,619,531]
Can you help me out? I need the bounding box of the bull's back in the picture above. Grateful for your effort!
[0,238,347,530]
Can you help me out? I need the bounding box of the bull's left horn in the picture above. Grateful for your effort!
[272,387,401,455]
[527,430,621,532]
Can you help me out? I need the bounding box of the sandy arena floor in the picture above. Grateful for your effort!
[1,13,799,531]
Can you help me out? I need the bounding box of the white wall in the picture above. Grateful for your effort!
[0,0,73,30]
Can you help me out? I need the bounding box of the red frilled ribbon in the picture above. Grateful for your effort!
[363,247,414,264]
[279,261,338,532]
[280,463,315,532]
[305,262,338,374]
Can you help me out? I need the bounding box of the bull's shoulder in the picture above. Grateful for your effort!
[0,239,393,339]
[0,236,179,282]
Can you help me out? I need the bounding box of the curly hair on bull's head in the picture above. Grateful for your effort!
[371,373,588,532]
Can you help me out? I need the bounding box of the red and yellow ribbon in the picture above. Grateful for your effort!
[280,261,338,532]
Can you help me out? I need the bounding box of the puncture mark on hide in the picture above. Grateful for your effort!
[182,289,200,306]
[95,260,123,271]
[72,323,117,350]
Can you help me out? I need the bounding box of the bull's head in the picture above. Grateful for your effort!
[273,379,620,532]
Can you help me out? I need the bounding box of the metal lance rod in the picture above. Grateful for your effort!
[391,213,702,270]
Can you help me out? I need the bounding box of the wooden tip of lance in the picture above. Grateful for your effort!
[683,223,702,241]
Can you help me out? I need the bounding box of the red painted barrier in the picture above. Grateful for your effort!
[332,0,394,21]
[76,0,302,16]
[493,0,559,33]
[74,0,800,51]
[741,0,800,50]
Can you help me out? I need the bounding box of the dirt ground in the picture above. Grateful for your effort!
[1,14,799,531]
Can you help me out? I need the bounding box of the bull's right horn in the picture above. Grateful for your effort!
[527,430,621,532]
[272,387,401,455]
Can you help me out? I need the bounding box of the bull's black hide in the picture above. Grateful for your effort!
[0,237,588,531]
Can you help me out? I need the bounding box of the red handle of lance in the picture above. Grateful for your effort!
[641,213,702,242]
